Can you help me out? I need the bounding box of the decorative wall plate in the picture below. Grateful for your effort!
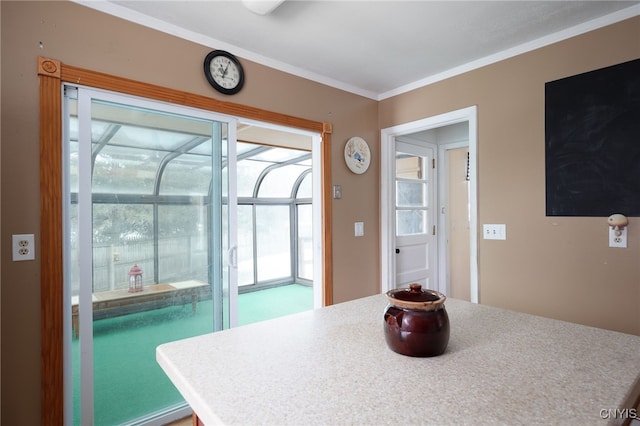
[344,136,371,174]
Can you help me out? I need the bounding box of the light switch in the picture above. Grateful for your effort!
[354,222,364,237]
[333,185,342,199]
[483,224,506,240]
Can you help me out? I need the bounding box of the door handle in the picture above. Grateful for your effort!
[228,246,238,269]
[395,248,400,254]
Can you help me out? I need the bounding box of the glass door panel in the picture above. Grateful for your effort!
[395,148,429,236]
[66,88,236,425]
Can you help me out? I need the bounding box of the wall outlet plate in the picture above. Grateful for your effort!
[13,234,35,261]
[609,227,627,248]
[483,224,506,240]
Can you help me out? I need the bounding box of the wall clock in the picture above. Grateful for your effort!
[203,50,245,95]
[344,136,371,174]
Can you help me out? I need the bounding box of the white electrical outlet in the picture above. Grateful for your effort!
[609,227,627,248]
[13,234,35,261]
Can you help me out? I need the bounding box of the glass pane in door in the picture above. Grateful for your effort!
[396,181,428,207]
[68,91,233,425]
[395,149,430,236]
[396,209,428,235]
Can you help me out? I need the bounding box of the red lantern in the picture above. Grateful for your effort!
[128,264,144,293]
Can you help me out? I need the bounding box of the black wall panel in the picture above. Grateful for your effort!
[545,58,640,216]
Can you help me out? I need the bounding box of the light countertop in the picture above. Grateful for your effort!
[157,294,640,425]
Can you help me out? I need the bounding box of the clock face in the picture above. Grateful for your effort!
[204,50,245,95]
[344,137,371,174]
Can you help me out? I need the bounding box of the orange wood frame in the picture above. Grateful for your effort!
[38,56,333,424]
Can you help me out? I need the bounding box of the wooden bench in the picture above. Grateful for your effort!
[71,280,210,338]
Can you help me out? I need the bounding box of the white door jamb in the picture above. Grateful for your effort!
[380,106,478,303]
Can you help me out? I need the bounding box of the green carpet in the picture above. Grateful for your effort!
[72,284,313,425]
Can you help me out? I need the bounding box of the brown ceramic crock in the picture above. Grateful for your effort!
[384,284,450,357]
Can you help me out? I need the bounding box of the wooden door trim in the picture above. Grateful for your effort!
[39,57,65,426]
[39,56,333,424]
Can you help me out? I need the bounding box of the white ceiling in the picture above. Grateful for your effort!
[78,1,639,100]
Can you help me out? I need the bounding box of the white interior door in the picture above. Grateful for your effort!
[394,141,436,289]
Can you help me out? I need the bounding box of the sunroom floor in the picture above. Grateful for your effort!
[72,283,313,425]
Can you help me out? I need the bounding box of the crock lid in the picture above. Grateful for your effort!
[386,284,446,310]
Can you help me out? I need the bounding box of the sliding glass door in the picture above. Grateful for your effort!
[65,86,237,424]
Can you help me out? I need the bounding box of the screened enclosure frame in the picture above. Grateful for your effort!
[72,123,314,292]
[38,56,333,425]
[236,155,314,290]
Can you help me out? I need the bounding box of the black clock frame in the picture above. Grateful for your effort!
[203,50,245,95]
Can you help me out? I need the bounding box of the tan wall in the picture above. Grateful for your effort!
[380,16,640,336]
[1,1,638,423]
[448,147,471,301]
[0,2,379,423]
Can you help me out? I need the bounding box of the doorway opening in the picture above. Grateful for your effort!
[380,106,478,302]
[39,56,333,425]
[234,119,318,317]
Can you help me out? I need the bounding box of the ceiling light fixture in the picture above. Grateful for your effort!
[241,0,285,15]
